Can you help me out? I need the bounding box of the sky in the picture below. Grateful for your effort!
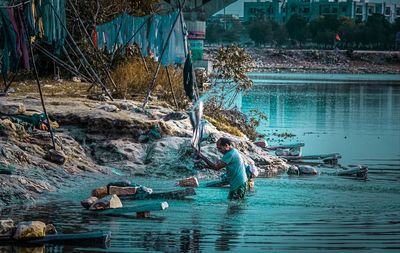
[215,0,258,17]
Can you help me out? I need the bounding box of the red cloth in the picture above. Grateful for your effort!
[335,33,341,42]
[91,26,98,47]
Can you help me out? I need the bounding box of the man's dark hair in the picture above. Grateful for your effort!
[217,137,232,146]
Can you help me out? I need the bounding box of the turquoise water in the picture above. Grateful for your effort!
[2,74,400,252]
[242,73,400,170]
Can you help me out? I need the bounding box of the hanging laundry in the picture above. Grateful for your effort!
[41,0,67,52]
[14,6,30,70]
[0,8,19,74]
[183,54,195,100]
[91,25,97,47]
[0,0,68,77]
[95,10,186,66]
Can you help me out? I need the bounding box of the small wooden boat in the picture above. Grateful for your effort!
[280,153,342,165]
[335,166,368,178]
[97,202,169,218]
[265,142,305,150]
[131,188,196,200]
[0,231,111,248]
[265,143,305,156]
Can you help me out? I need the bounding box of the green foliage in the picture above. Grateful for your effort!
[286,14,309,45]
[222,20,246,43]
[394,18,400,32]
[365,14,392,47]
[309,15,339,47]
[283,13,398,49]
[206,23,223,44]
[247,109,268,131]
[272,22,288,45]
[213,45,255,93]
[205,19,245,44]
[247,19,273,46]
[203,46,264,140]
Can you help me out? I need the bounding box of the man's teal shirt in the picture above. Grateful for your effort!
[222,148,248,191]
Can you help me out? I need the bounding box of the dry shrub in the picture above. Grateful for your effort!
[111,58,190,109]
[111,59,151,99]
[156,66,191,109]
[204,98,266,141]
[204,115,245,138]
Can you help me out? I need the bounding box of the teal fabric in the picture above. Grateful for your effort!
[96,11,185,65]
[221,148,248,192]
[0,8,18,74]
[41,0,66,53]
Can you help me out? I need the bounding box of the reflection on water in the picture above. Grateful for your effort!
[2,74,400,252]
[4,175,400,252]
[242,78,400,168]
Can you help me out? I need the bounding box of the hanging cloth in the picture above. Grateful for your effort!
[0,8,19,74]
[41,0,67,53]
[95,11,185,65]
[91,25,98,47]
[183,54,195,100]
[14,6,30,70]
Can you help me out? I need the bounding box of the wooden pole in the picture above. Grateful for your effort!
[137,46,150,74]
[68,0,119,92]
[21,11,56,150]
[165,66,179,109]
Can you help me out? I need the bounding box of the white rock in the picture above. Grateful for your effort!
[0,219,14,238]
[89,194,123,210]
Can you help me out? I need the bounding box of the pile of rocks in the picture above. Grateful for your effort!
[81,181,153,210]
[0,219,56,240]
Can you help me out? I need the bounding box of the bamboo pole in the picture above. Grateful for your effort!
[165,66,179,109]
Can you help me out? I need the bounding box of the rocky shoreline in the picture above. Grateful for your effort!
[0,90,288,209]
[205,48,400,74]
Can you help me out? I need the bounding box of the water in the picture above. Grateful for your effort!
[2,73,400,252]
[243,73,400,171]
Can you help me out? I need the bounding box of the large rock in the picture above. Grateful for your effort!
[89,194,123,211]
[45,224,57,235]
[97,104,120,112]
[108,186,138,196]
[13,221,46,240]
[91,186,108,199]
[81,196,98,209]
[0,119,16,132]
[254,139,268,148]
[0,102,26,115]
[0,219,14,238]
[177,177,199,187]
[288,165,317,175]
[44,149,67,165]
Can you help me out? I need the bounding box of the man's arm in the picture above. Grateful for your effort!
[198,153,226,171]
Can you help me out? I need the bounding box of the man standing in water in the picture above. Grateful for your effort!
[197,137,248,200]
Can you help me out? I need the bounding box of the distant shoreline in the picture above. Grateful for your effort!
[248,72,400,85]
[204,48,400,75]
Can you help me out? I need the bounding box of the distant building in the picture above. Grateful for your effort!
[244,0,287,23]
[243,0,400,23]
[207,14,243,29]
